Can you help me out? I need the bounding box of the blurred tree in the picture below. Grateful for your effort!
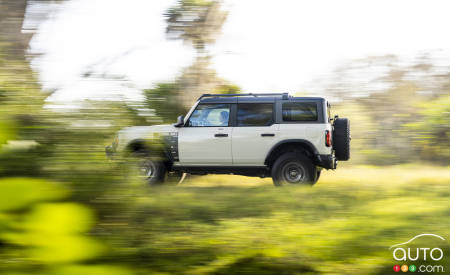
[166,0,227,52]
[144,79,241,123]
[0,0,31,58]
[404,95,450,163]
[161,0,235,110]
[357,81,423,164]
[0,0,52,176]
[144,83,186,122]
[327,54,450,164]
[0,2,134,274]
[142,0,238,122]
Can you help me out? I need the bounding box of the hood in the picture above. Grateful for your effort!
[117,124,176,150]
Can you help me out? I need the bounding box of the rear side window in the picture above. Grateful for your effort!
[282,102,318,121]
[237,103,273,126]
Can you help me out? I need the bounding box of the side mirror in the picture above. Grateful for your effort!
[174,115,185,127]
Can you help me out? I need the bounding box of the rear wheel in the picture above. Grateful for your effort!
[315,170,321,184]
[271,153,317,186]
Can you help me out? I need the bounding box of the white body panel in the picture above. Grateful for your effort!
[178,127,232,164]
[231,124,280,165]
[116,123,332,166]
[277,123,332,155]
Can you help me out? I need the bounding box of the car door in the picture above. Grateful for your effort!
[232,102,280,165]
[178,103,233,165]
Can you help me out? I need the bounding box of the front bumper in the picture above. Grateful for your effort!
[316,154,337,169]
[105,145,116,159]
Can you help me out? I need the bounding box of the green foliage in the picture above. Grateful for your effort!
[1,3,448,275]
[0,120,16,145]
[0,24,133,275]
[331,102,376,164]
[333,85,449,165]
[0,178,128,274]
[143,82,242,123]
[322,54,449,165]
[0,178,67,211]
[5,202,105,264]
[96,166,450,274]
[404,95,450,162]
[47,265,133,275]
[214,84,241,94]
[144,83,188,123]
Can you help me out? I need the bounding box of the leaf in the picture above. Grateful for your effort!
[0,178,68,211]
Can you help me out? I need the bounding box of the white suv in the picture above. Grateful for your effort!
[106,93,350,186]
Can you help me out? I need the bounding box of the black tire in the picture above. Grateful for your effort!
[138,159,167,185]
[134,150,167,185]
[333,118,351,161]
[315,170,321,184]
[271,153,317,186]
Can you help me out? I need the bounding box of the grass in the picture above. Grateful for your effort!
[99,165,450,275]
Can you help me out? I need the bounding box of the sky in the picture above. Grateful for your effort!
[25,0,450,104]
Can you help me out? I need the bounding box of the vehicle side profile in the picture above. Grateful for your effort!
[106,93,350,186]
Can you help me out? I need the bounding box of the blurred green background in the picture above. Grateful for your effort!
[0,0,449,274]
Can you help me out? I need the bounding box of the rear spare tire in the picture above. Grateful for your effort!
[333,118,350,161]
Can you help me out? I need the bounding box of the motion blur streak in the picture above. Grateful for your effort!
[0,0,449,275]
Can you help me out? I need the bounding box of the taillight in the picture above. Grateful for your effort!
[325,130,331,147]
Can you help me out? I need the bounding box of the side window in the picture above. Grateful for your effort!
[282,102,318,121]
[187,104,230,127]
[237,103,273,126]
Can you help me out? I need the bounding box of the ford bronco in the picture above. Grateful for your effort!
[106,93,350,186]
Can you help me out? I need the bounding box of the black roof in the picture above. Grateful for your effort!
[198,93,325,104]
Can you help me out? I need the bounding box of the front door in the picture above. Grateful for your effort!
[178,103,233,165]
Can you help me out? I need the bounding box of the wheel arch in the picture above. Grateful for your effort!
[264,139,319,167]
[126,139,148,153]
[125,139,172,164]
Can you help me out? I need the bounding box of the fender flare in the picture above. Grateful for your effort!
[126,138,176,164]
[264,139,319,165]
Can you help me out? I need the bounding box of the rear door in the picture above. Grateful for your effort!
[232,102,279,165]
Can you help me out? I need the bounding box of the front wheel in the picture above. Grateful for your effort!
[271,153,317,186]
[137,158,167,185]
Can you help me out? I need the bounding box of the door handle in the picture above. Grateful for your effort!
[261,133,275,137]
[215,133,228,137]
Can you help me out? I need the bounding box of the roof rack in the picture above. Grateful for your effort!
[198,93,289,100]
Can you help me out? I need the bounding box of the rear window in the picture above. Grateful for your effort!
[282,102,318,121]
[237,103,273,126]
